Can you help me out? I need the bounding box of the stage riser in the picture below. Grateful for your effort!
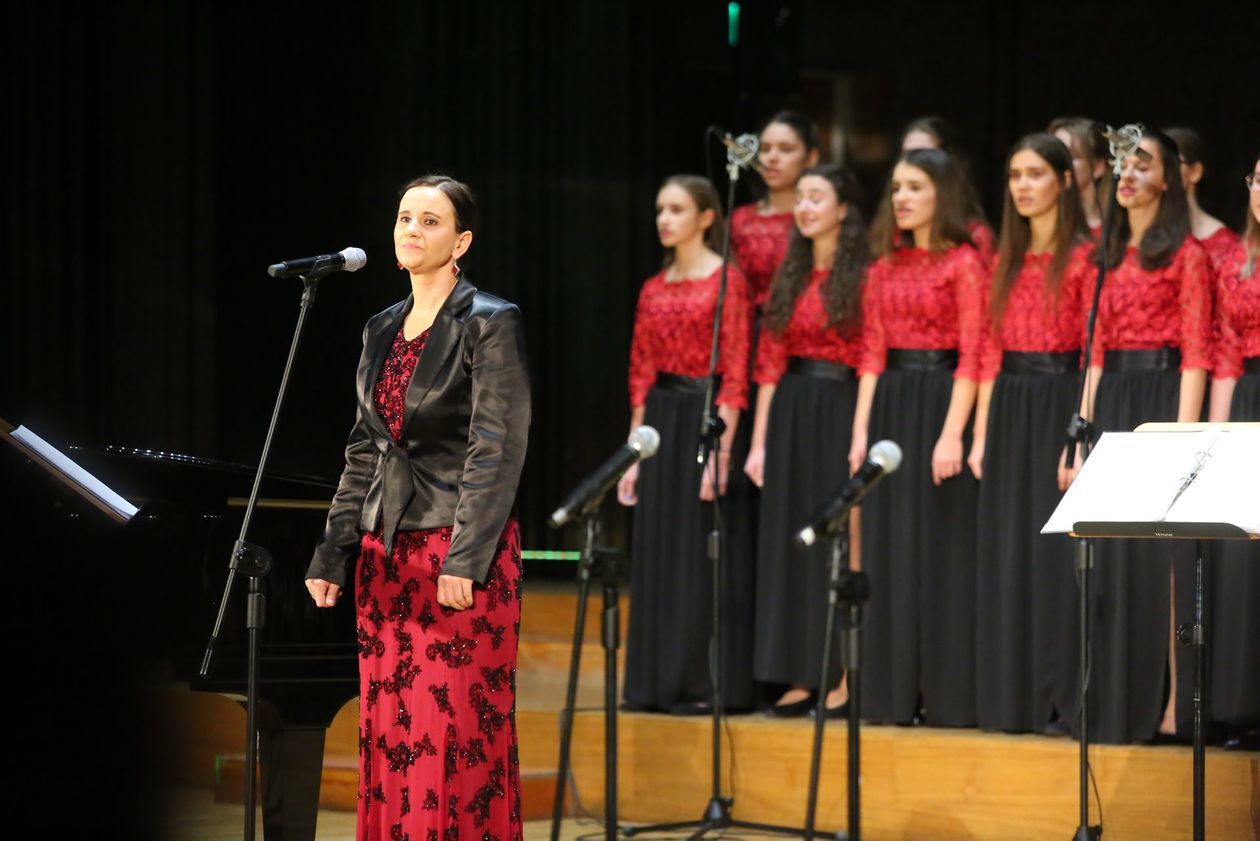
[566,712,1259,841]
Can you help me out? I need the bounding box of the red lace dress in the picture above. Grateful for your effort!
[859,244,989,379]
[730,204,794,308]
[1089,237,1214,369]
[1215,242,1260,378]
[627,266,752,410]
[356,327,523,841]
[1201,226,1242,274]
[755,268,862,383]
[968,219,997,269]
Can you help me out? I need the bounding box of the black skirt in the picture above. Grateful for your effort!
[1085,367,1196,744]
[623,381,756,711]
[860,365,979,726]
[975,366,1080,732]
[753,367,857,687]
[1211,372,1260,726]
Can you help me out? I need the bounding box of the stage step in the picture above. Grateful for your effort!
[564,709,1258,841]
[214,754,566,820]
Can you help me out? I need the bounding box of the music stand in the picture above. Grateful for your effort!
[1043,423,1260,841]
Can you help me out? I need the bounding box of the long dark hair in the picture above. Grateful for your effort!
[765,164,867,334]
[1104,130,1190,270]
[870,149,974,257]
[657,174,724,267]
[991,134,1089,322]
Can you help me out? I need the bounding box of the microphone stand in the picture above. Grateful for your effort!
[549,506,627,841]
[802,514,868,841]
[1064,152,1124,841]
[200,271,325,841]
[625,130,803,841]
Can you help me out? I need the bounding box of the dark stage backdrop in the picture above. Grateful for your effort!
[3,2,1253,836]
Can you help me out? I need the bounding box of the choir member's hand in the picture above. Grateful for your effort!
[931,433,964,486]
[1057,445,1083,492]
[617,462,639,506]
[437,574,474,610]
[848,432,868,477]
[699,451,731,501]
[744,445,766,488]
[967,436,985,481]
[305,578,341,608]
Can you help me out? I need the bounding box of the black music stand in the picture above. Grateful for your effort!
[1043,423,1260,841]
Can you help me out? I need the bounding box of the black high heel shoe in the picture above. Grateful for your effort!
[767,692,816,718]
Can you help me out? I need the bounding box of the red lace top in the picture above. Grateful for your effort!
[1214,243,1260,378]
[373,327,430,440]
[1088,236,1213,370]
[628,265,752,410]
[730,204,794,307]
[755,268,863,385]
[980,243,1094,378]
[860,244,990,381]
[1201,226,1242,274]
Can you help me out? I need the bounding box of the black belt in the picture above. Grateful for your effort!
[886,348,958,372]
[1103,348,1181,372]
[1244,356,1260,375]
[787,356,856,380]
[1000,350,1081,376]
[654,372,713,392]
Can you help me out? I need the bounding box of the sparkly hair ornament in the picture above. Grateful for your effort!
[1103,123,1148,177]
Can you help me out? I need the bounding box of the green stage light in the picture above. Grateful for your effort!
[728,2,740,47]
[520,549,582,562]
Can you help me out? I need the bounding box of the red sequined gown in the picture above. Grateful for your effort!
[1088,236,1214,743]
[1201,226,1241,274]
[356,327,523,841]
[730,203,794,309]
[975,243,1094,733]
[858,244,989,726]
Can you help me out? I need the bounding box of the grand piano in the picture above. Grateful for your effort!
[4,436,355,841]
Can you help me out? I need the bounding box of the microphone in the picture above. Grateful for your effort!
[267,246,367,278]
[1103,123,1147,178]
[710,126,762,172]
[548,426,661,528]
[795,440,903,547]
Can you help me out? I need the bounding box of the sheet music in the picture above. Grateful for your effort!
[7,425,138,521]
[1043,428,1260,536]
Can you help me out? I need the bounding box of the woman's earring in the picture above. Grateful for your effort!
[397,260,405,270]
[452,261,461,277]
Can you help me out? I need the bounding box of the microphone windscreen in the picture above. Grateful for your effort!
[340,247,368,272]
[869,440,902,473]
[630,425,661,459]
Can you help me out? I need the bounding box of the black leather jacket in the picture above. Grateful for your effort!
[306,277,530,586]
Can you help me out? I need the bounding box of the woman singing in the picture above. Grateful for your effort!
[854,148,989,726]
[970,133,1092,734]
[619,175,754,714]
[1075,130,1213,743]
[305,175,531,839]
[743,164,867,718]
[1208,155,1260,746]
[730,111,821,309]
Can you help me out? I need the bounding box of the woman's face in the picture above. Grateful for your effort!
[794,174,846,240]
[656,184,712,248]
[1251,158,1260,225]
[759,122,817,191]
[891,162,937,234]
[1053,128,1095,196]
[1116,136,1168,211]
[1009,149,1064,220]
[901,128,940,153]
[395,186,470,273]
